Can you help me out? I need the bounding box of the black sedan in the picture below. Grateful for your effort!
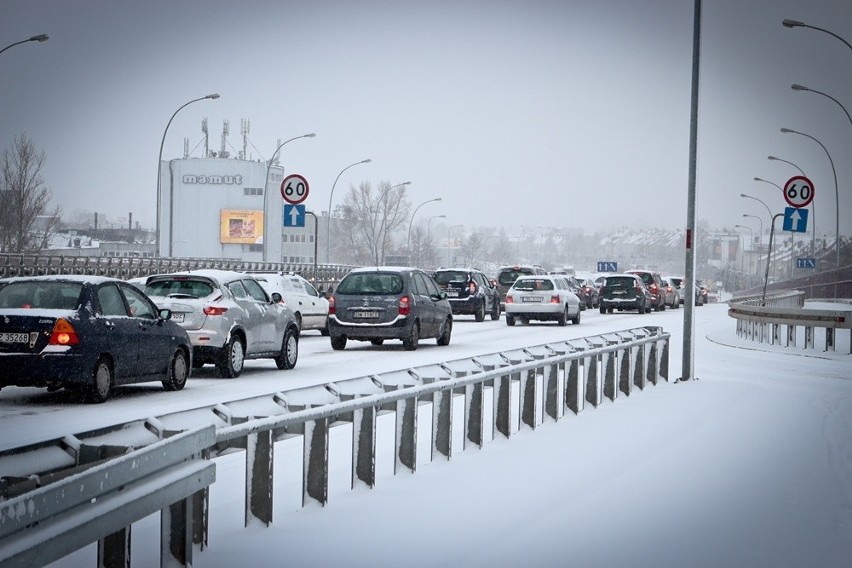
[0,275,192,402]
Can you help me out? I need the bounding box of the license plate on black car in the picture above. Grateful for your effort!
[0,332,30,343]
[353,311,379,319]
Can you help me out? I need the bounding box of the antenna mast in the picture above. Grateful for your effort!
[202,118,209,157]
[220,119,230,159]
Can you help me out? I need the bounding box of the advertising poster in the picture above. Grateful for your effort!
[220,210,263,244]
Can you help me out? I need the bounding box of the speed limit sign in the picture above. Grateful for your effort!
[783,175,814,208]
[281,174,309,205]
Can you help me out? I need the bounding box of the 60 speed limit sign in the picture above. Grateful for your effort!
[281,174,309,205]
[783,175,814,208]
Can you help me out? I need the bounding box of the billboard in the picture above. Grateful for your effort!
[220,210,263,244]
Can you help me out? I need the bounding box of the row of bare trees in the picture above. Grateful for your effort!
[1,134,61,253]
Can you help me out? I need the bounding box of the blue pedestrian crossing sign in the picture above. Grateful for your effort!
[782,207,808,233]
[283,204,305,227]
[796,258,816,269]
[597,261,618,272]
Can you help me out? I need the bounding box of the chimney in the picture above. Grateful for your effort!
[94,212,98,230]
[128,212,132,231]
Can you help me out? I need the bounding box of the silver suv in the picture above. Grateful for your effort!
[142,270,300,377]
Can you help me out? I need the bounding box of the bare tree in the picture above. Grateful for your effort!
[332,180,410,265]
[408,224,439,269]
[0,134,61,253]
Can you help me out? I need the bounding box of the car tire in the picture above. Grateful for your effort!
[217,335,245,378]
[437,317,452,346]
[275,327,299,370]
[557,307,567,326]
[87,357,113,403]
[490,300,500,321]
[370,339,384,346]
[520,316,530,325]
[474,301,486,322]
[162,349,189,391]
[330,335,347,350]
[600,306,606,315]
[506,314,515,326]
[403,323,419,351]
[645,304,652,313]
[572,308,581,325]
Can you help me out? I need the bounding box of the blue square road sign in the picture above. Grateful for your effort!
[283,204,306,227]
[597,261,618,272]
[782,207,808,233]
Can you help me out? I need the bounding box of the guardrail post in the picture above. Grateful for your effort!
[161,495,194,567]
[633,344,646,390]
[566,358,581,414]
[647,341,658,386]
[805,326,814,349]
[602,343,617,402]
[544,361,561,421]
[494,372,512,438]
[771,323,780,345]
[787,325,796,347]
[98,527,130,568]
[431,388,453,460]
[395,397,418,473]
[619,344,632,397]
[584,353,601,407]
[465,381,485,449]
[660,337,669,382]
[353,406,377,488]
[520,368,538,430]
[246,426,274,526]
[825,328,835,352]
[303,418,329,506]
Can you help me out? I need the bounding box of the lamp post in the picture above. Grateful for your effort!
[782,19,852,53]
[406,197,442,253]
[753,177,795,276]
[735,224,756,277]
[448,224,463,266]
[781,127,840,268]
[768,155,815,255]
[792,84,852,127]
[742,212,765,277]
[325,159,371,264]
[159,93,220,257]
[262,133,316,261]
[426,215,446,240]
[0,34,48,55]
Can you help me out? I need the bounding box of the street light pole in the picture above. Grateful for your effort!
[781,127,840,268]
[262,133,316,261]
[735,224,755,277]
[407,197,442,254]
[792,84,852,127]
[448,224,463,266]
[782,19,852,53]
[159,93,220,257]
[768,155,815,255]
[743,213,765,277]
[0,34,48,55]
[325,159,371,264]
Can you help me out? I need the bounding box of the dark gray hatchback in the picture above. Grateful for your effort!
[327,267,452,351]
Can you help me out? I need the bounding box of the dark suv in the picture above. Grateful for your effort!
[496,265,547,312]
[327,267,452,351]
[626,269,666,311]
[599,274,652,314]
[433,268,500,321]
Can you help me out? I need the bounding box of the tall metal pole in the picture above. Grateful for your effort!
[306,210,319,286]
[325,159,371,264]
[761,213,785,306]
[680,0,701,382]
[743,214,764,276]
[406,198,442,255]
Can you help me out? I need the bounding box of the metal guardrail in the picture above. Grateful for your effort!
[0,326,669,567]
[728,294,852,354]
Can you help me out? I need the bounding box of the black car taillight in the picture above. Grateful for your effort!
[49,318,79,346]
[328,296,336,315]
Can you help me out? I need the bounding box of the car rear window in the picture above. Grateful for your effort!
[336,273,404,295]
[512,278,554,291]
[145,278,215,299]
[630,272,654,286]
[433,271,468,285]
[0,281,83,310]
[498,268,535,285]
[605,277,637,289]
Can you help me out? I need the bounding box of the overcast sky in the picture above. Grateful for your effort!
[2,0,850,238]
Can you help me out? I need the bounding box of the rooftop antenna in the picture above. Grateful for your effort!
[219,119,230,159]
[202,117,209,157]
[241,118,250,160]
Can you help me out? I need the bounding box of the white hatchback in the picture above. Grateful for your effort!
[504,275,582,326]
[251,272,330,335]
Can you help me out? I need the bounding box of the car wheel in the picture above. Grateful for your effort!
[557,307,567,326]
[217,335,245,378]
[370,339,384,346]
[437,317,452,346]
[330,335,347,350]
[645,303,652,313]
[572,308,581,325]
[87,357,113,403]
[162,349,188,391]
[490,300,500,321]
[474,301,486,322]
[275,327,299,370]
[506,314,515,326]
[660,301,666,311]
[599,306,606,315]
[403,323,419,351]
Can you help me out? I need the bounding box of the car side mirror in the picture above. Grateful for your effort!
[271,292,283,304]
[159,308,173,320]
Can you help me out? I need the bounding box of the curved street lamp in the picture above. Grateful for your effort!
[261,133,316,261]
[325,159,371,264]
[426,214,446,240]
[0,34,48,56]
[741,199,770,278]
[159,93,220,256]
[782,19,852,53]
[447,224,463,266]
[781,127,840,268]
[791,84,852,126]
[406,197,442,252]
[735,224,756,276]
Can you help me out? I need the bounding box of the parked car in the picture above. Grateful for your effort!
[668,276,704,306]
[433,268,500,321]
[504,275,581,326]
[496,265,548,311]
[327,267,452,351]
[0,275,192,402]
[660,276,680,309]
[599,274,652,314]
[250,272,329,335]
[626,269,666,311]
[560,275,587,311]
[142,270,300,377]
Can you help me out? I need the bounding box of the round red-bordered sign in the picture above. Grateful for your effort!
[281,174,309,204]
[782,175,814,208]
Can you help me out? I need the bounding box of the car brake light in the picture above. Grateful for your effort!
[49,318,79,346]
[505,296,514,304]
[550,295,560,304]
[328,296,336,315]
[203,305,228,316]
[398,295,411,315]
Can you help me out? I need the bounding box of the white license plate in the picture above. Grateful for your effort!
[612,290,626,295]
[522,296,542,303]
[353,311,379,319]
[0,332,30,343]
[446,290,459,297]
[171,313,185,322]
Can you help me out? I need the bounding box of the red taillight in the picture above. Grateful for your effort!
[398,295,411,316]
[203,305,228,316]
[505,296,514,304]
[650,284,658,291]
[49,318,79,346]
[468,282,477,295]
[328,296,336,315]
[550,295,560,304]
